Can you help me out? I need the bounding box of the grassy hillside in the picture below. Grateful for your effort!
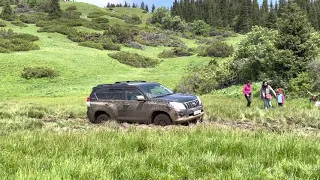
[0,2,319,179]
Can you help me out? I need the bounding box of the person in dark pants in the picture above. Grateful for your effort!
[243,80,252,107]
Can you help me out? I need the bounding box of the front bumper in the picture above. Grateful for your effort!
[173,112,204,124]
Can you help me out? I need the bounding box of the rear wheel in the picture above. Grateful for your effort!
[154,114,173,126]
[94,113,110,123]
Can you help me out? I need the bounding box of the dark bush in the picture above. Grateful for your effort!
[138,32,184,47]
[108,51,159,68]
[198,41,234,57]
[86,17,110,30]
[36,18,88,28]
[209,30,234,37]
[38,25,78,36]
[0,21,6,27]
[67,31,87,42]
[124,14,142,25]
[62,10,81,19]
[12,33,39,42]
[20,12,48,24]
[87,11,107,18]
[102,40,121,51]
[125,41,145,50]
[65,6,77,11]
[79,41,104,50]
[158,46,194,58]
[104,25,137,43]
[9,38,40,51]
[21,67,57,79]
[175,60,233,94]
[15,3,34,14]
[0,29,40,53]
[11,21,28,27]
[92,17,109,24]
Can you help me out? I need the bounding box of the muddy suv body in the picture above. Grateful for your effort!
[86,81,204,125]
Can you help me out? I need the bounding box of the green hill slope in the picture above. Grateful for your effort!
[0,2,216,98]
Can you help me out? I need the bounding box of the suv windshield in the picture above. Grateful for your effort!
[138,83,173,98]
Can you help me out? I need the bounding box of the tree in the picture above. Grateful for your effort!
[140,1,145,10]
[48,0,62,19]
[232,26,278,82]
[151,4,156,13]
[276,2,317,79]
[145,5,149,12]
[1,0,13,20]
[151,7,170,24]
[252,0,259,26]
[234,0,251,33]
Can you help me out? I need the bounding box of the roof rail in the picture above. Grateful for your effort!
[115,80,146,84]
[97,84,113,86]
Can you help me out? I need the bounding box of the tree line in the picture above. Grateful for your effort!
[106,1,156,13]
[171,0,320,33]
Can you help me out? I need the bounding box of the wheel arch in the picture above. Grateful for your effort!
[151,111,172,123]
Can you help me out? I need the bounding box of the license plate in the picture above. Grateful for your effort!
[194,110,201,115]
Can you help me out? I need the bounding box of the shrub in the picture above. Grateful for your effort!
[102,40,121,51]
[62,10,81,19]
[19,12,48,24]
[138,32,184,47]
[124,14,142,25]
[175,60,233,94]
[108,51,159,68]
[158,46,194,58]
[79,41,104,50]
[92,17,109,24]
[125,41,145,50]
[0,29,40,53]
[104,25,137,43]
[65,6,77,11]
[38,25,78,36]
[288,72,313,97]
[9,38,40,51]
[12,33,39,42]
[0,21,6,27]
[198,41,234,57]
[87,11,107,18]
[14,3,34,14]
[209,30,234,37]
[11,21,28,27]
[21,67,58,79]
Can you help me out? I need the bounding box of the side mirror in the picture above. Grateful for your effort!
[136,95,146,101]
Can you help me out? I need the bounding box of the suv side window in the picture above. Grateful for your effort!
[125,89,144,100]
[95,88,124,100]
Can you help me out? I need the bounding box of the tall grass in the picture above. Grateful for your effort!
[0,126,319,179]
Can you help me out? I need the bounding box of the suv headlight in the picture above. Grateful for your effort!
[169,102,186,111]
[197,96,202,105]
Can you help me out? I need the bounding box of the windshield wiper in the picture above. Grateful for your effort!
[155,93,173,98]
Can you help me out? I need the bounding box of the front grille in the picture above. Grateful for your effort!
[184,100,200,109]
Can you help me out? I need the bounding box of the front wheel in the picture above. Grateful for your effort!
[94,114,110,123]
[153,114,173,126]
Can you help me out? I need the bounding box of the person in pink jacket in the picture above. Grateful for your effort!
[243,80,252,107]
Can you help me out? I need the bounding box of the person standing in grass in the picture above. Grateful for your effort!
[243,80,252,107]
[260,81,276,109]
[277,88,285,107]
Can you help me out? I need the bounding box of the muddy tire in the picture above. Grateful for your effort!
[153,114,173,126]
[95,114,110,123]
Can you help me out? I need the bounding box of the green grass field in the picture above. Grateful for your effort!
[0,2,320,179]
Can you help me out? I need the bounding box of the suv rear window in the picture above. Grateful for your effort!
[95,89,124,100]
